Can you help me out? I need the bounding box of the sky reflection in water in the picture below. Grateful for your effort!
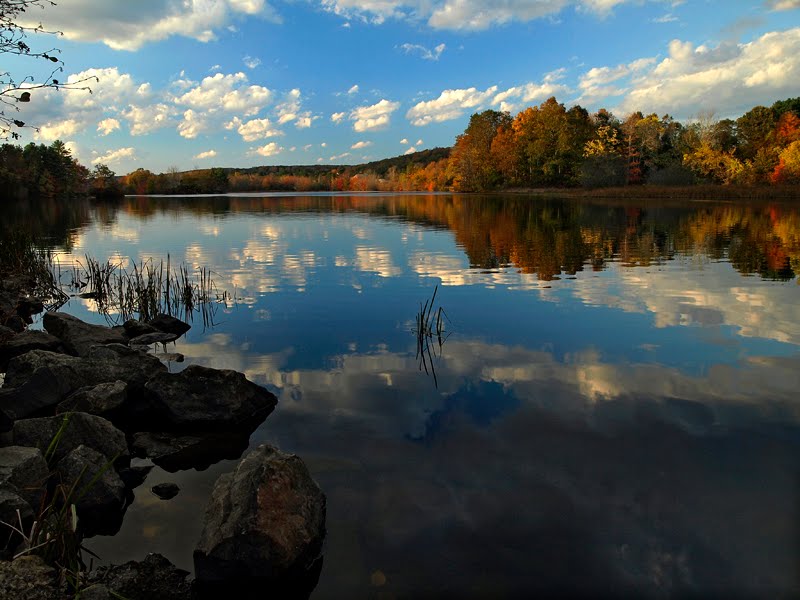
[19,194,800,597]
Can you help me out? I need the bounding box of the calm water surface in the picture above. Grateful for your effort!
[7,193,800,597]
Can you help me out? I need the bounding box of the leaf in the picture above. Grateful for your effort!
[13,120,24,127]
[19,91,30,102]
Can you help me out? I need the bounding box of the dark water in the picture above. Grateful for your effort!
[5,193,800,597]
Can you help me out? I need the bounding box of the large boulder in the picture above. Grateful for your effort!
[122,319,159,338]
[43,312,128,356]
[13,412,128,465]
[54,445,127,535]
[0,365,75,424]
[4,345,166,398]
[0,446,48,508]
[194,444,326,585]
[144,365,277,431]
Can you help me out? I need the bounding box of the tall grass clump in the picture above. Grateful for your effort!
[69,254,227,326]
[0,233,69,309]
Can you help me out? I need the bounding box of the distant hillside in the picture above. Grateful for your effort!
[229,147,451,178]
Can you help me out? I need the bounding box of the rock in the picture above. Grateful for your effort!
[158,353,185,363]
[128,332,178,346]
[4,315,25,333]
[132,431,250,472]
[15,297,44,320]
[151,482,179,500]
[89,553,192,600]
[147,314,191,336]
[0,555,60,600]
[144,365,277,432]
[77,584,114,600]
[118,462,153,489]
[123,319,160,338]
[57,381,128,420]
[0,329,64,371]
[0,446,48,508]
[13,412,128,465]
[194,444,326,585]
[42,312,128,356]
[55,445,126,535]
[0,486,34,558]
[5,346,166,398]
[0,365,75,423]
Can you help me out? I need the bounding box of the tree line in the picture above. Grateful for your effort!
[2,96,800,198]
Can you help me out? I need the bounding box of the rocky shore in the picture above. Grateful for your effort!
[0,281,326,599]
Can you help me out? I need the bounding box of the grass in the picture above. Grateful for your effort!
[1,413,120,596]
[0,233,69,310]
[414,285,451,388]
[65,254,229,327]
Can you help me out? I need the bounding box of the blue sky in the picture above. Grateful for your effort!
[10,0,800,173]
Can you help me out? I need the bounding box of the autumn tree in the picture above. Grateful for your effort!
[450,109,512,191]
[0,0,95,139]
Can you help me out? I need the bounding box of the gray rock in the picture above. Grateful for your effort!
[123,319,160,338]
[0,485,34,558]
[55,445,126,534]
[128,332,178,346]
[13,412,128,465]
[151,482,179,500]
[144,365,277,432]
[89,553,192,600]
[42,312,128,356]
[5,346,166,396]
[194,444,326,583]
[0,365,75,423]
[0,329,63,370]
[132,431,250,472]
[0,555,60,600]
[0,446,48,508]
[4,315,25,333]
[57,381,128,419]
[147,314,191,336]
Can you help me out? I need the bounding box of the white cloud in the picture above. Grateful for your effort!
[18,0,282,51]
[331,112,347,123]
[123,103,175,136]
[177,72,271,116]
[348,84,360,95]
[767,0,800,9]
[97,118,121,136]
[406,86,498,126]
[250,142,283,157]
[576,57,656,105]
[351,140,373,149]
[243,55,262,69]
[350,99,401,132]
[177,109,208,139]
[34,119,80,142]
[400,42,446,60]
[330,152,352,161]
[194,150,218,159]
[404,146,417,154]
[614,28,800,117]
[91,147,136,165]
[415,138,423,145]
[227,116,283,141]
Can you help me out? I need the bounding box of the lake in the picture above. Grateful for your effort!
[6,193,800,597]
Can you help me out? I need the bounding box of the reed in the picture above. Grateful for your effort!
[414,285,451,388]
[0,233,69,310]
[68,254,224,326]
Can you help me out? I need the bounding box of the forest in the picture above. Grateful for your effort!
[1,96,799,198]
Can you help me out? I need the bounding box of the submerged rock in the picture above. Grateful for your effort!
[144,365,277,432]
[132,431,250,473]
[151,482,180,500]
[42,312,128,356]
[128,332,178,347]
[194,444,326,586]
[147,314,191,337]
[13,412,128,465]
[122,319,160,338]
